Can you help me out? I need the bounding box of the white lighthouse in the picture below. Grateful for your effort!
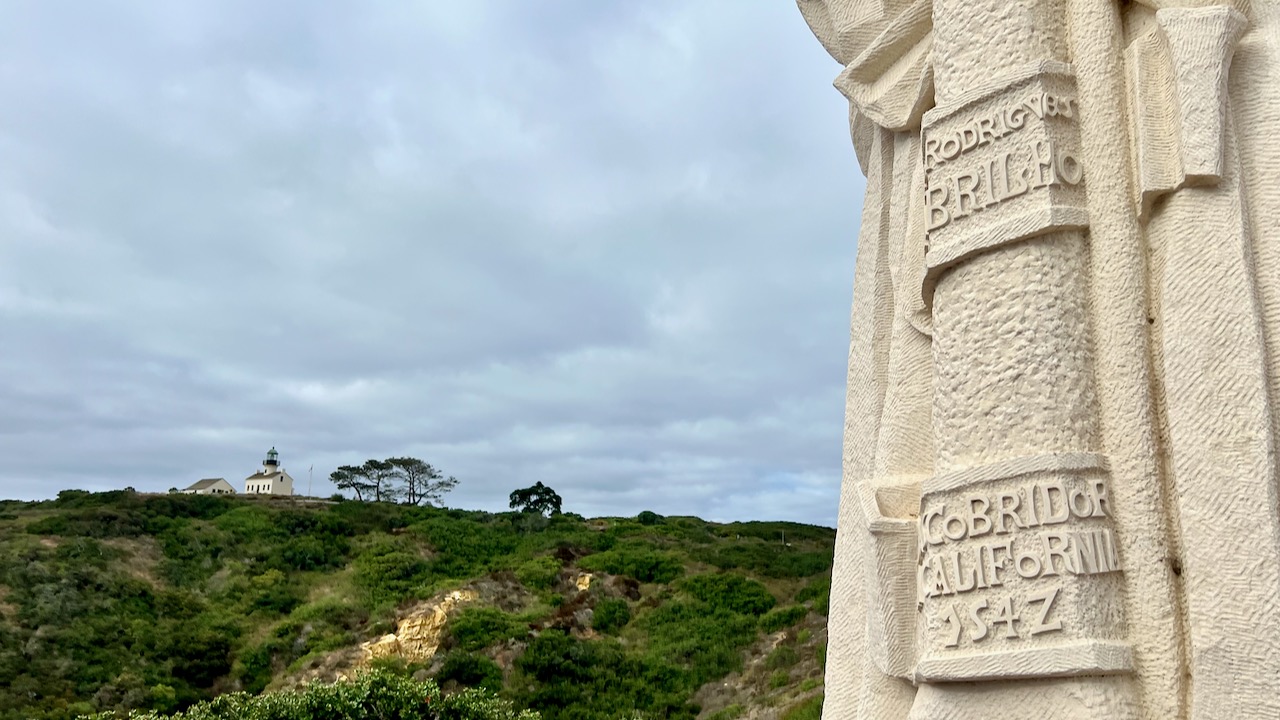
[243,447,295,496]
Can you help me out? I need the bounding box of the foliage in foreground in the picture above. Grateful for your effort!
[79,670,537,720]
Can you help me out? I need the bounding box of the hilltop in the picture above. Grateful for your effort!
[0,491,831,720]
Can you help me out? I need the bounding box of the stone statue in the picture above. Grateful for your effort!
[794,1,1280,718]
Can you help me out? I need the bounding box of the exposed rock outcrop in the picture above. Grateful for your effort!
[360,589,478,664]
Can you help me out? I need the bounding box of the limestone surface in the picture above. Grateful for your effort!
[794,1,1280,718]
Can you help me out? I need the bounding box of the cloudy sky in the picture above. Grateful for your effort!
[0,1,864,525]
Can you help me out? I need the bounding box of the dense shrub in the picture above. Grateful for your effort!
[162,620,239,688]
[635,511,663,526]
[795,576,831,616]
[27,508,148,538]
[680,574,775,616]
[637,601,759,685]
[515,557,561,590]
[760,605,808,634]
[79,669,537,719]
[275,534,348,571]
[411,518,519,578]
[514,631,697,720]
[591,599,631,634]
[448,608,528,652]
[353,547,430,606]
[577,546,684,584]
[717,522,834,544]
[437,652,504,694]
[291,597,368,630]
[247,570,303,615]
[328,501,413,535]
[157,522,230,585]
[697,544,833,579]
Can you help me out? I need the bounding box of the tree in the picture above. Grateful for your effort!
[330,466,374,502]
[508,482,562,516]
[387,456,458,506]
[361,459,397,503]
[332,457,457,504]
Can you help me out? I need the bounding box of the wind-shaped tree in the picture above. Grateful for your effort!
[508,482,562,517]
[388,457,458,506]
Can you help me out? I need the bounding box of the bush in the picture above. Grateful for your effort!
[163,620,238,688]
[637,601,759,685]
[578,546,684,584]
[248,570,303,615]
[291,598,368,630]
[27,508,148,538]
[276,534,348,571]
[680,574,775,616]
[760,605,807,634]
[329,501,413,535]
[515,556,561,590]
[697,544,833,579]
[353,548,430,606]
[437,651,504,694]
[635,511,663,526]
[514,631,698,720]
[717,522,834,544]
[411,517,520,578]
[449,608,528,652]
[78,668,538,719]
[592,599,631,634]
[795,576,831,616]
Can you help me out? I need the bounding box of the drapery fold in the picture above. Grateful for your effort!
[797,1,1280,718]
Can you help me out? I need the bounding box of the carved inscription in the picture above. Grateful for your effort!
[925,141,1082,231]
[918,475,1124,650]
[924,92,1078,169]
[918,478,1119,598]
[938,589,1062,648]
[923,88,1085,236]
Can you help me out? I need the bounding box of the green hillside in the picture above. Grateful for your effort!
[0,491,831,720]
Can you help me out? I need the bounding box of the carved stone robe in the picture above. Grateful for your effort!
[796,1,1280,718]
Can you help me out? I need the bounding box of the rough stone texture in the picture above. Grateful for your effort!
[794,0,1280,717]
[359,589,478,664]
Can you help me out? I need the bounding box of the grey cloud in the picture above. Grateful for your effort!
[0,0,863,525]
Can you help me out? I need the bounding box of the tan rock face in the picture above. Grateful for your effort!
[358,589,478,665]
[574,573,592,592]
[794,1,1280,719]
